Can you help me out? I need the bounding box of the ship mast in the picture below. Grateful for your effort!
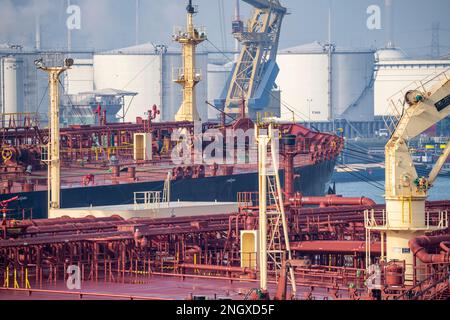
[174,0,207,122]
[35,58,73,212]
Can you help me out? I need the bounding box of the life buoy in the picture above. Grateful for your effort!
[1,148,13,162]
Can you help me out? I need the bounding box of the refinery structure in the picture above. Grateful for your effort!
[0,0,449,302]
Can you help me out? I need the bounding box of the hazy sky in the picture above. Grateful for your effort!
[1,0,449,57]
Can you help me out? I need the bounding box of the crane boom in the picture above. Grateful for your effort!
[375,69,450,283]
[242,0,286,12]
[215,0,286,119]
[386,74,450,198]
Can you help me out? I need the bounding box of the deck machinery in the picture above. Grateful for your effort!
[366,70,450,284]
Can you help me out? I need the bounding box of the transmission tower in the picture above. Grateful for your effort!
[431,22,440,58]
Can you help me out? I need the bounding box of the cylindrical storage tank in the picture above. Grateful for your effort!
[66,59,94,95]
[93,44,208,123]
[277,42,375,122]
[94,50,162,123]
[332,51,375,121]
[374,48,450,116]
[207,62,232,121]
[1,57,24,114]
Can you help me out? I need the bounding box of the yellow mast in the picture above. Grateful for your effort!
[35,58,73,213]
[174,0,206,122]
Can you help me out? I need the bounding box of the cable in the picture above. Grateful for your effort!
[335,162,385,191]
[122,55,158,90]
[217,0,227,51]
[35,84,49,114]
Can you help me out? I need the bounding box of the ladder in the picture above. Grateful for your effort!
[162,171,172,204]
[257,124,296,295]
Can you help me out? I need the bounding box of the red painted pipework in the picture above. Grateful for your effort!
[179,263,255,276]
[440,242,450,253]
[295,195,376,207]
[284,146,295,199]
[409,235,450,263]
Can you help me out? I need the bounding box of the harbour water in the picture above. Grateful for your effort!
[335,177,450,204]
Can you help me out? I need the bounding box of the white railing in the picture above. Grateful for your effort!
[172,67,202,83]
[172,26,207,42]
[383,68,450,135]
[134,191,161,210]
[426,210,448,229]
[364,209,448,231]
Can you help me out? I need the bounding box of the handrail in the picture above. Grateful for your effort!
[395,265,449,300]
[0,287,170,300]
[411,271,450,300]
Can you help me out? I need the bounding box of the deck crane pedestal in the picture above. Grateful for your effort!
[215,0,287,120]
[365,70,450,283]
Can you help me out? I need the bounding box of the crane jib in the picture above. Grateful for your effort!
[435,94,450,112]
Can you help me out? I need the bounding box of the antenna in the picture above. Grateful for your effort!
[328,0,332,46]
[234,0,241,53]
[67,0,72,51]
[135,0,140,45]
[35,13,41,51]
[187,0,196,14]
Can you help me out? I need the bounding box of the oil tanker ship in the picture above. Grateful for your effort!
[0,112,342,219]
[0,0,343,220]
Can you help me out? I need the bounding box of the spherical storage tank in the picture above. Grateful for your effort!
[93,43,208,123]
[277,42,375,122]
[1,57,24,114]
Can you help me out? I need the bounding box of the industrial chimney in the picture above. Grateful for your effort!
[135,0,140,45]
[35,14,41,51]
[385,0,394,48]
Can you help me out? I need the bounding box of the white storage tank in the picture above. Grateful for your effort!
[374,48,450,116]
[277,42,375,122]
[1,57,24,114]
[207,62,232,121]
[93,43,208,123]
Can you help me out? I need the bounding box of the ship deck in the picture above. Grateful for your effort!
[2,154,315,193]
